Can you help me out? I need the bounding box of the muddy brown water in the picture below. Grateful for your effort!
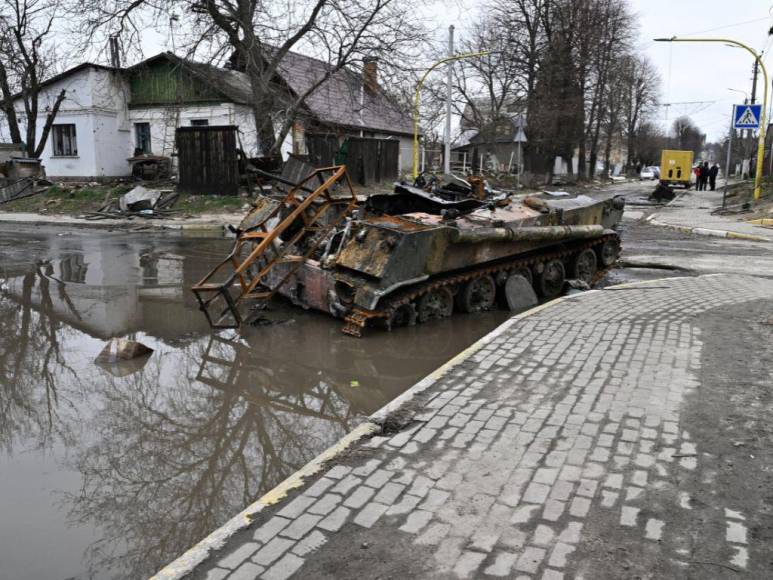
[0,225,512,580]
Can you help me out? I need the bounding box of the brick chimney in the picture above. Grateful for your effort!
[363,57,379,93]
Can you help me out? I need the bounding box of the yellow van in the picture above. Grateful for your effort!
[660,150,694,188]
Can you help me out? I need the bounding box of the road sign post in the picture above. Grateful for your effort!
[733,103,762,130]
[653,37,768,200]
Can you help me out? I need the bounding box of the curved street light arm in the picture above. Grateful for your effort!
[655,37,768,200]
[413,51,490,178]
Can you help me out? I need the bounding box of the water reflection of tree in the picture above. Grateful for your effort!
[68,336,360,580]
[0,265,80,452]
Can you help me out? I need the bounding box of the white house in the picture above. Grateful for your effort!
[0,52,416,180]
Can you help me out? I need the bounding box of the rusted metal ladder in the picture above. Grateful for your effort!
[192,165,358,328]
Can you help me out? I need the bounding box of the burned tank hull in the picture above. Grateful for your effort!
[192,166,625,336]
[263,189,624,336]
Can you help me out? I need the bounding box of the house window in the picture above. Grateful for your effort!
[190,119,209,126]
[52,124,77,156]
[135,123,151,154]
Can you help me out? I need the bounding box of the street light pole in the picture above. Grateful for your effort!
[413,51,490,179]
[444,25,454,176]
[655,37,768,200]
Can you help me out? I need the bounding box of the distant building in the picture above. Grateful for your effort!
[451,99,527,173]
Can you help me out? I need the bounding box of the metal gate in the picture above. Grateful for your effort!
[176,125,239,195]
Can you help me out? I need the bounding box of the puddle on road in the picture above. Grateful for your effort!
[0,226,509,580]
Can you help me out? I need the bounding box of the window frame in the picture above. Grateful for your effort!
[52,124,78,157]
[134,122,152,155]
[190,119,209,127]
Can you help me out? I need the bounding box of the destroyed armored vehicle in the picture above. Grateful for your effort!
[193,166,625,337]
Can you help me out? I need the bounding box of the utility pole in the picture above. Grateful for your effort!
[443,25,454,176]
[749,60,758,144]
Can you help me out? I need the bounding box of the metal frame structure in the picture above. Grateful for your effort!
[192,165,358,328]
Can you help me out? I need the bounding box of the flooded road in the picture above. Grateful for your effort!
[0,225,510,580]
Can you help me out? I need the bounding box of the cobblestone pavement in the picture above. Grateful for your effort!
[190,274,773,580]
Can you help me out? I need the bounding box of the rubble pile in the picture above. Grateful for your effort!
[84,186,180,220]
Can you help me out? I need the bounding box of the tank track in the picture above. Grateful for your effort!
[341,233,619,337]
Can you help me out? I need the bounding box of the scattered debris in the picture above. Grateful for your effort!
[0,146,48,205]
[566,279,591,295]
[0,177,35,205]
[650,183,676,202]
[119,186,163,212]
[84,186,180,220]
[96,338,154,363]
[128,154,171,180]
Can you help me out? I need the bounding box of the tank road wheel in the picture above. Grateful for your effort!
[417,287,454,323]
[596,238,621,267]
[456,275,497,313]
[536,259,565,298]
[387,303,417,329]
[571,249,597,285]
[516,267,533,285]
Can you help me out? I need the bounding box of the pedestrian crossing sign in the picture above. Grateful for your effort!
[733,103,762,129]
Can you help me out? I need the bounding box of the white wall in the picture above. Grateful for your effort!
[233,104,260,156]
[0,65,262,178]
[0,66,134,178]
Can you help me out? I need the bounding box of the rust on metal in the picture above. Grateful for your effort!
[191,165,357,328]
[193,166,626,336]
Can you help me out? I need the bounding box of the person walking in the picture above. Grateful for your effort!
[694,164,702,190]
[702,161,710,191]
[696,163,706,190]
[709,163,719,191]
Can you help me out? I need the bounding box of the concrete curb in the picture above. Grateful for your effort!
[0,213,231,234]
[152,279,691,579]
[646,217,771,243]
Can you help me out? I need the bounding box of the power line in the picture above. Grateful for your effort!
[677,16,773,38]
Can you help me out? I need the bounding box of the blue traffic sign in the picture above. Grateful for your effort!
[733,103,762,129]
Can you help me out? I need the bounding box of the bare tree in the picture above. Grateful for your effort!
[672,115,705,157]
[0,0,67,157]
[580,0,632,178]
[79,0,427,156]
[634,120,667,166]
[620,55,659,172]
[452,16,524,151]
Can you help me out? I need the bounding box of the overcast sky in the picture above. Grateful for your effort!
[136,0,773,141]
[422,0,773,141]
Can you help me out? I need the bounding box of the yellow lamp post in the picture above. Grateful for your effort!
[655,37,768,200]
[412,51,490,179]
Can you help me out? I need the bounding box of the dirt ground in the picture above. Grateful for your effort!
[0,181,249,216]
[567,299,773,580]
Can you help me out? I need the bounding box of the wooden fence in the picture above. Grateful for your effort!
[176,125,239,195]
[305,134,399,185]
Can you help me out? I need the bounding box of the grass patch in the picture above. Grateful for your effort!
[0,184,127,214]
[176,194,247,214]
[1,182,249,216]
